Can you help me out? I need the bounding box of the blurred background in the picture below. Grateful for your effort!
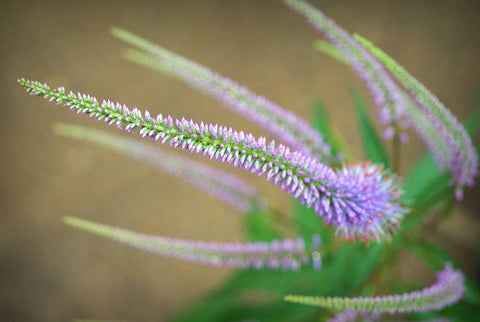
[1,0,479,320]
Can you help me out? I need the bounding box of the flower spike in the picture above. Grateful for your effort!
[110,27,333,162]
[285,263,465,313]
[64,216,322,271]
[282,0,409,141]
[53,123,263,213]
[19,79,407,240]
[355,35,478,199]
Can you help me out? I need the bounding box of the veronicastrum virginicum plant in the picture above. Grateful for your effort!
[19,0,479,321]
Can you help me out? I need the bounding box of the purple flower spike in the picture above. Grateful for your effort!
[64,216,322,271]
[53,123,263,213]
[285,263,465,313]
[282,0,409,141]
[19,79,407,241]
[110,27,333,162]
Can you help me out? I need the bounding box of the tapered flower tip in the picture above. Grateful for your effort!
[318,162,406,242]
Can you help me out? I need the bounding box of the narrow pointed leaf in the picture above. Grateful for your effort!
[352,90,390,167]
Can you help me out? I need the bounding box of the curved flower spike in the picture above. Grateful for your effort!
[53,123,263,213]
[64,216,322,271]
[355,35,478,199]
[282,0,409,141]
[110,27,333,162]
[19,79,407,240]
[285,263,465,313]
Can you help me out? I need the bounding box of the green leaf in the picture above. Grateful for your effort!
[245,209,282,242]
[463,106,480,137]
[311,97,351,162]
[346,243,385,291]
[352,89,390,167]
[294,201,333,247]
[402,154,446,204]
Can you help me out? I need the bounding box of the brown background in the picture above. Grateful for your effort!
[2,0,479,321]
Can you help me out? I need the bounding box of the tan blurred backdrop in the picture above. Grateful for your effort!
[1,0,480,321]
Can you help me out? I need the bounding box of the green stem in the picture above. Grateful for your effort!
[392,132,401,173]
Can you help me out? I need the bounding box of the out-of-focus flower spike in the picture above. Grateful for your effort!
[53,123,263,213]
[285,263,465,313]
[282,0,408,141]
[110,26,333,162]
[18,79,407,241]
[354,35,478,198]
[63,216,322,271]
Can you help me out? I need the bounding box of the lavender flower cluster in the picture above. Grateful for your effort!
[19,78,406,241]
